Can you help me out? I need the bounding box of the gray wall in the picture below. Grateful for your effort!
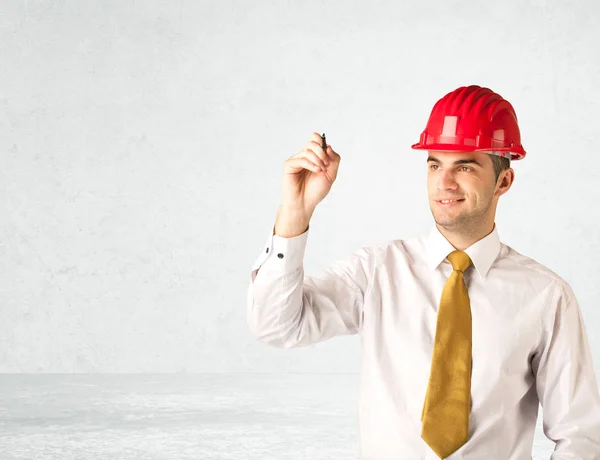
[1,0,599,373]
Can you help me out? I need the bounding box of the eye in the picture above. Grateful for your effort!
[429,164,473,171]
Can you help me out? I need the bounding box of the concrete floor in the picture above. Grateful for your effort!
[0,374,554,459]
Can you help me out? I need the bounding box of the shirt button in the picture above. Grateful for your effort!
[266,248,269,253]
[277,253,284,259]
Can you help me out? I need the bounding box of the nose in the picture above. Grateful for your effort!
[436,169,459,191]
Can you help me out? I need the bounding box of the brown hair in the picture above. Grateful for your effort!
[489,153,511,183]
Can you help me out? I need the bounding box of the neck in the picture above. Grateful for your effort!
[436,221,496,251]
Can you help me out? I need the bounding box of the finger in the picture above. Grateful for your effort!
[287,157,322,173]
[312,132,331,158]
[325,145,333,159]
[310,132,324,145]
[327,145,339,159]
[307,141,329,165]
[292,148,326,169]
[300,148,328,169]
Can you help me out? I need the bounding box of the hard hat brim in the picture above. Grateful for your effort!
[411,142,525,160]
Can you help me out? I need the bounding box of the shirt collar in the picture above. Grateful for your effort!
[426,223,501,280]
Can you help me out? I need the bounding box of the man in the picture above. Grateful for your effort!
[246,85,600,459]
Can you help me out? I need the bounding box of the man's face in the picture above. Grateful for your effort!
[427,150,499,231]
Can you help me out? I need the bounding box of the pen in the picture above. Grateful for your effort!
[320,132,332,184]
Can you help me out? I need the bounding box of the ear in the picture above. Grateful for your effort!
[496,168,515,197]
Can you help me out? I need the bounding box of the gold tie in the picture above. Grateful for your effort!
[421,250,473,459]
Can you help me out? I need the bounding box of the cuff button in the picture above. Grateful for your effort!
[277,253,284,259]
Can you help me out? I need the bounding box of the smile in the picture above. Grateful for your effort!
[436,199,465,206]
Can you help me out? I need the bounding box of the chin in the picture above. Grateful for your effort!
[431,210,462,226]
[434,217,455,227]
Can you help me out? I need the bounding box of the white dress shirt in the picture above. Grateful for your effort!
[246,222,600,460]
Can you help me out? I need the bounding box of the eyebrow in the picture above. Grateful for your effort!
[427,155,483,167]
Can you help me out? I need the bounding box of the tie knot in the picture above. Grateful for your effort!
[447,250,472,272]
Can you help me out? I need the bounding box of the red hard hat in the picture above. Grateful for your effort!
[411,85,526,160]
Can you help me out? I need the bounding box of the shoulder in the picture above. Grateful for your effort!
[352,233,427,269]
[498,242,576,302]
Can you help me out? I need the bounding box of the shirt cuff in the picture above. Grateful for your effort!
[267,229,309,272]
[251,226,310,278]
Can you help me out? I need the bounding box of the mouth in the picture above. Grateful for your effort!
[436,199,466,206]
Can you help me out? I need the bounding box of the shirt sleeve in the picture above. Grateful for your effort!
[246,225,373,349]
[531,283,600,459]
